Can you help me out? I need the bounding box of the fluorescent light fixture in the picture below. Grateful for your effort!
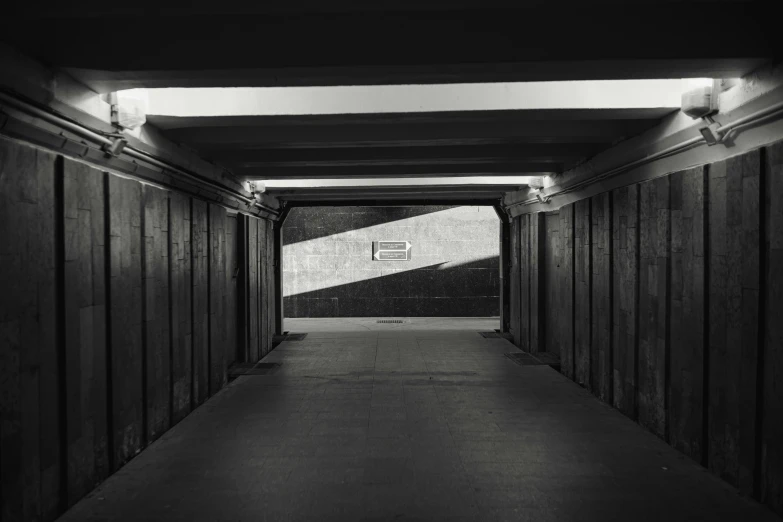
[257,176,545,189]
[128,80,684,117]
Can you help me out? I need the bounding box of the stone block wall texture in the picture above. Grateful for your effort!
[0,136,276,522]
[510,141,783,518]
[283,206,500,317]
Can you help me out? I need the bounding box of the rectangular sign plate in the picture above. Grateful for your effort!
[377,241,408,251]
[375,251,408,260]
[373,240,411,261]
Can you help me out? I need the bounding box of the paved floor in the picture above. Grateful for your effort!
[59,318,779,522]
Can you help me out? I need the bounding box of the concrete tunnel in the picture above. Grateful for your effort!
[0,1,783,520]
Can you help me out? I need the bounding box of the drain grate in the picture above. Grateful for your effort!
[504,351,561,372]
[377,319,404,324]
[504,352,546,366]
[481,331,515,340]
[227,362,281,380]
[245,362,282,375]
[493,329,515,341]
[227,362,259,381]
[285,333,308,341]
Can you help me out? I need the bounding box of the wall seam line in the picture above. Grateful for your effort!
[753,146,768,500]
[103,172,115,472]
[54,155,67,511]
[633,187,641,421]
[140,186,148,447]
[701,164,711,470]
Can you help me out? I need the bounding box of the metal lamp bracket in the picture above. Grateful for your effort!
[699,115,724,146]
[102,134,128,157]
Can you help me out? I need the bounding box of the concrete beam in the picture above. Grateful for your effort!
[235,163,560,180]
[150,112,670,148]
[65,59,768,92]
[152,109,671,181]
[208,143,603,165]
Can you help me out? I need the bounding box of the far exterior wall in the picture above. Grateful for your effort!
[509,139,783,519]
[283,205,500,317]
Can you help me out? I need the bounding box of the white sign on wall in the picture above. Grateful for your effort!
[372,241,412,261]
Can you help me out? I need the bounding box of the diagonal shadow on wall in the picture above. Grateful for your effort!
[285,257,499,317]
[283,205,454,245]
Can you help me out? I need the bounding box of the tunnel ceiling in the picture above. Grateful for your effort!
[3,1,772,91]
[2,0,776,205]
[147,108,674,183]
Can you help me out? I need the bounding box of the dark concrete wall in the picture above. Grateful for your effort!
[0,136,276,522]
[283,206,499,317]
[510,140,783,518]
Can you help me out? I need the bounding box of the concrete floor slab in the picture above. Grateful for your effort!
[57,318,779,522]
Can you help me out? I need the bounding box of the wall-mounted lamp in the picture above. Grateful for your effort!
[248,182,266,201]
[109,91,147,131]
[681,78,718,119]
[681,79,725,146]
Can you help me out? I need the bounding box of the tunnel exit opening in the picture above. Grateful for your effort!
[279,204,503,331]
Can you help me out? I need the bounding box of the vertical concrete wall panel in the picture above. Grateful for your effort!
[544,213,559,352]
[226,215,238,367]
[191,200,209,406]
[519,215,530,352]
[62,159,109,507]
[236,215,249,363]
[668,167,706,463]
[762,141,783,515]
[0,139,60,520]
[107,174,143,468]
[592,192,613,403]
[209,204,227,395]
[142,186,171,444]
[544,207,574,369]
[247,218,259,361]
[509,216,521,346]
[259,218,269,356]
[707,152,761,494]
[638,176,670,438]
[530,212,545,353]
[611,187,635,414]
[169,193,192,423]
[36,153,60,521]
[267,220,276,350]
[574,199,591,387]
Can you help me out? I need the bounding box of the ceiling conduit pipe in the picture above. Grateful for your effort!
[0,90,280,217]
[509,98,783,208]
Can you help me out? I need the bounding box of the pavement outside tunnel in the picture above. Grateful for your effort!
[57,318,779,522]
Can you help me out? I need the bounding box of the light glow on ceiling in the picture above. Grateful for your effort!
[124,79,685,117]
[256,176,546,191]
